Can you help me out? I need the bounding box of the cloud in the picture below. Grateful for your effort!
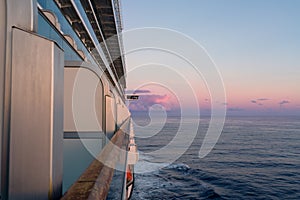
[257,98,269,101]
[126,89,151,94]
[279,100,290,105]
[251,98,270,106]
[228,107,244,112]
[129,94,179,111]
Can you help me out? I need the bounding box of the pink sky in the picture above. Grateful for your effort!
[127,84,300,116]
[123,1,300,116]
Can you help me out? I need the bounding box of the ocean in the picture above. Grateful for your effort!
[130,115,300,200]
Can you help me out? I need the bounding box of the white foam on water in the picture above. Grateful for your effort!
[134,152,170,174]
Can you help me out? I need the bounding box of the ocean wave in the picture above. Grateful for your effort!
[165,163,191,171]
[131,164,222,200]
[134,152,171,173]
[131,116,300,199]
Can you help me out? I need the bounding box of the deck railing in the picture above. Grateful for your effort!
[61,118,130,199]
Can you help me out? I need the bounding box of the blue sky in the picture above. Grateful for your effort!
[122,0,300,115]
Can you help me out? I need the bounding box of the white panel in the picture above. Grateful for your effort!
[2,1,38,196]
[64,68,103,132]
[7,0,38,32]
[9,28,64,200]
[105,96,116,138]
[0,0,5,194]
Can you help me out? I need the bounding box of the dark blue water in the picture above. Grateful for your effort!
[130,116,300,200]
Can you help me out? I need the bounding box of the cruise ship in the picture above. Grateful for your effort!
[0,0,137,199]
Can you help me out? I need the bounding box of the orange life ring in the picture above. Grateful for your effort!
[126,169,133,182]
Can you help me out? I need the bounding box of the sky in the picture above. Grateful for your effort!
[121,0,300,116]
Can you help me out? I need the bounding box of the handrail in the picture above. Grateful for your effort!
[61,118,130,199]
[63,131,105,139]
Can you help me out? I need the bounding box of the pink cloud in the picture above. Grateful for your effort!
[129,94,179,111]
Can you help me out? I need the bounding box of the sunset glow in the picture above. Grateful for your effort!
[123,0,300,116]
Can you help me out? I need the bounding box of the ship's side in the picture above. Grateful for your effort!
[0,0,137,199]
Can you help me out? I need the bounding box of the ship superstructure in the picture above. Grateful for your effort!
[0,0,137,199]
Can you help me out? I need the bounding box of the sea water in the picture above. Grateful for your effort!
[130,115,300,200]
